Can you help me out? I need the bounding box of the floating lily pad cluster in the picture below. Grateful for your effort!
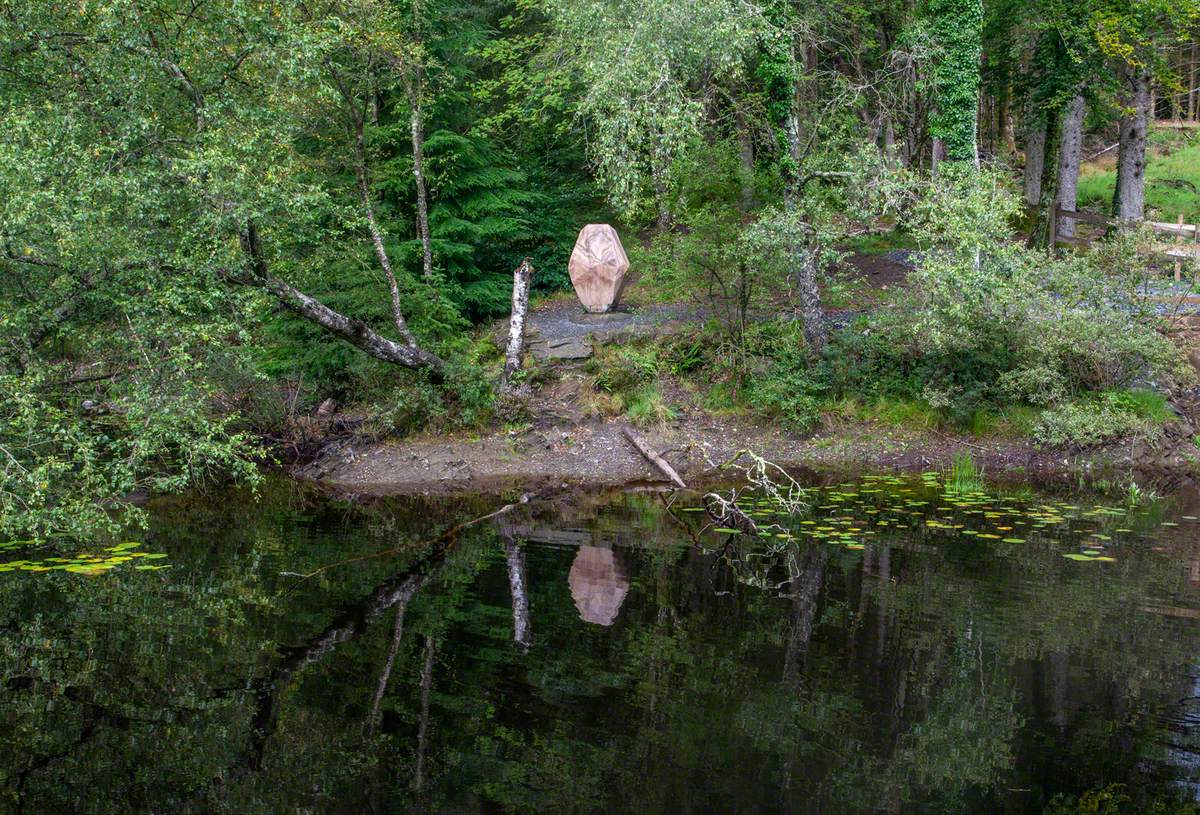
[692,472,1188,565]
[0,541,169,575]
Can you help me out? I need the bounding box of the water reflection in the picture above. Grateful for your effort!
[3,477,1200,814]
[568,544,629,626]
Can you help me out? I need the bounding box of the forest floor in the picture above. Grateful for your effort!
[311,250,1200,498]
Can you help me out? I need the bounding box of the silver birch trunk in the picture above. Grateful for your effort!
[500,259,533,391]
[410,77,434,279]
[353,129,417,347]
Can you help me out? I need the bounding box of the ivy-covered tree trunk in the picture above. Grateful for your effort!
[1113,67,1151,221]
[1056,94,1086,237]
[927,0,984,166]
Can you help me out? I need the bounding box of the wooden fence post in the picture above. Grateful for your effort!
[1175,214,1185,282]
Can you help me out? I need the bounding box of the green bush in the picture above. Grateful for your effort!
[1033,391,1168,448]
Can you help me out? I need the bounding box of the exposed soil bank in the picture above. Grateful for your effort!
[305,411,1200,499]
[300,252,1200,499]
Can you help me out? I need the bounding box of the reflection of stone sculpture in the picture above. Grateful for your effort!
[568,224,630,313]
[568,545,629,626]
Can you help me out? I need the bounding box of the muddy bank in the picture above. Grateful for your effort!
[302,411,1200,499]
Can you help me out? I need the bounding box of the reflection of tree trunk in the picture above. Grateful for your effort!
[413,635,435,791]
[782,547,827,684]
[1047,650,1069,729]
[504,536,532,650]
[876,544,891,665]
[366,596,410,737]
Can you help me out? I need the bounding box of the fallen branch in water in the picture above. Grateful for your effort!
[280,494,530,594]
[704,448,809,514]
[622,425,687,488]
[703,491,759,534]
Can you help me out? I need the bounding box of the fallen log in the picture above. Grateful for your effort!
[621,426,687,489]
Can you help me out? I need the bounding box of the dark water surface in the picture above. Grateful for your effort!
[6,473,1200,814]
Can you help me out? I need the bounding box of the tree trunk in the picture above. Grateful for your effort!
[1056,94,1086,238]
[784,51,827,355]
[795,242,827,354]
[504,536,532,650]
[1023,118,1046,206]
[500,259,533,391]
[410,74,434,280]
[1113,67,1151,221]
[353,126,417,346]
[996,82,1015,156]
[736,109,756,212]
[236,223,445,377]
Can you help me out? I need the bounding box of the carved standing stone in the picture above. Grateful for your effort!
[568,224,630,313]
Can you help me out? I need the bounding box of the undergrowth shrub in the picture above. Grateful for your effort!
[1033,391,1168,448]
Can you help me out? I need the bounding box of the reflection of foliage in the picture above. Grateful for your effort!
[2,477,1200,813]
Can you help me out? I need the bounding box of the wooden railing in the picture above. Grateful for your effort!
[1053,206,1200,279]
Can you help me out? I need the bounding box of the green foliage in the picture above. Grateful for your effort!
[946,451,984,492]
[1033,390,1169,448]
[1043,785,1200,815]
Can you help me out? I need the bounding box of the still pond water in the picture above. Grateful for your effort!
[6,472,1200,814]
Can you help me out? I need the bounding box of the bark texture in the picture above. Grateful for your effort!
[1023,119,1046,206]
[1114,68,1151,221]
[504,537,532,650]
[410,98,434,279]
[500,259,533,390]
[1056,94,1086,238]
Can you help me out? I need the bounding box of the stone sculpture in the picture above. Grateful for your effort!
[568,224,630,313]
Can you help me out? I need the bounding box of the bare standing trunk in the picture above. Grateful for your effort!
[504,535,532,650]
[1056,94,1086,237]
[1023,117,1045,206]
[1113,67,1151,221]
[500,259,533,392]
